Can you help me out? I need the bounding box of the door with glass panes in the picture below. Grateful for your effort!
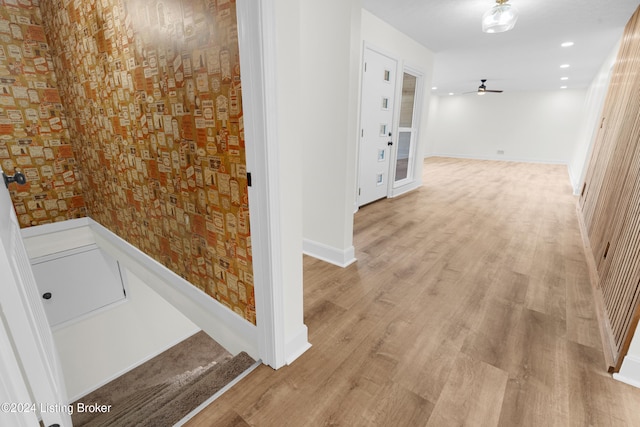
[394,71,419,185]
[358,47,397,206]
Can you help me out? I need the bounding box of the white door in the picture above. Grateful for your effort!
[0,313,40,427]
[358,47,398,206]
[0,171,71,427]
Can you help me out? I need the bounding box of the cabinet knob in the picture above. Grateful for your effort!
[2,171,27,189]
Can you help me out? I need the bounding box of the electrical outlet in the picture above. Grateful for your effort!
[497,150,505,155]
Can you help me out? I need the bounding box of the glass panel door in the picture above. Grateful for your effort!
[394,72,418,184]
[399,73,416,128]
[395,131,412,181]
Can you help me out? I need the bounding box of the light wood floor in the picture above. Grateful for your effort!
[186,157,640,426]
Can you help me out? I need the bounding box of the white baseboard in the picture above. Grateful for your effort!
[425,152,568,165]
[613,355,640,389]
[390,181,421,198]
[285,325,312,365]
[303,239,356,268]
[87,219,259,360]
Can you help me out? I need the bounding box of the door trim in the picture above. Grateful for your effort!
[0,313,40,427]
[237,0,310,369]
[0,178,72,427]
[237,0,282,369]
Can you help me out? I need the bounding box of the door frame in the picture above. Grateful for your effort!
[0,0,296,375]
[0,176,72,427]
[237,0,304,369]
[0,312,40,427]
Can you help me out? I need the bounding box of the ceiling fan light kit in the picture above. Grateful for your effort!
[482,0,518,33]
[464,79,504,95]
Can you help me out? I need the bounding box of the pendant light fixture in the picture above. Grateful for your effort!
[482,0,518,33]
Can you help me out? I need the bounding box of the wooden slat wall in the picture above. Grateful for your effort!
[579,5,640,370]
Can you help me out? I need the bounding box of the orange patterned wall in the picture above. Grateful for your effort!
[0,0,87,226]
[40,0,255,323]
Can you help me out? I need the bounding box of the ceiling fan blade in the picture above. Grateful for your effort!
[484,90,503,93]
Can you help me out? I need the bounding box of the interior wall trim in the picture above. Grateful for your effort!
[285,325,312,366]
[237,0,296,369]
[425,152,569,165]
[575,205,617,370]
[88,219,259,359]
[303,239,357,268]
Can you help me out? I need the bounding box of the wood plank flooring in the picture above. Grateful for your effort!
[186,157,640,426]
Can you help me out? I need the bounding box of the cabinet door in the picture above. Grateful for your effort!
[32,246,126,327]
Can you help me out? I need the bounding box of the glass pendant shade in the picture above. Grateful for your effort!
[482,2,518,33]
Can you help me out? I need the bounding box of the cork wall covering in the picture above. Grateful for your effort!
[40,0,255,323]
[0,0,87,226]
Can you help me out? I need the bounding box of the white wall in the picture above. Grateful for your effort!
[300,0,361,267]
[360,9,435,195]
[426,89,587,165]
[299,7,435,268]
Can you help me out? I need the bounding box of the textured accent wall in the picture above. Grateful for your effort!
[40,0,255,323]
[0,0,87,226]
[579,5,640,370]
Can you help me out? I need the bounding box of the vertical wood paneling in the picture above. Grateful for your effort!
[579,5,640,370]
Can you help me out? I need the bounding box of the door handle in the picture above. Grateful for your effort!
[3,171,27,189]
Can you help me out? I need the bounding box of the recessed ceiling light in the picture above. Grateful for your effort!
[560,64,570,68]
[560,86,568,89]
[561,42,575,47]
[560,77,569,81]
[448,92,454,96]
[432,87,438,90]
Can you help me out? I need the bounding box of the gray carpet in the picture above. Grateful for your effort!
[71,331,255,426]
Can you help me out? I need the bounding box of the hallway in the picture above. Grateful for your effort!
[187,157,640,426]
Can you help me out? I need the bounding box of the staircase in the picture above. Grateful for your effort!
[71,332,256,426]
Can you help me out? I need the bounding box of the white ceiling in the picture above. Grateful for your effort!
[361,0,639,96]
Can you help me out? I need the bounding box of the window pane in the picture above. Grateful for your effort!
[395,131,411,181]
[399,73,417,127]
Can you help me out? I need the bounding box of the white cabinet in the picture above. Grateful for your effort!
[31,245,126,327]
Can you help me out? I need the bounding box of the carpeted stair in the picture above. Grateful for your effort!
[71,332,255,426]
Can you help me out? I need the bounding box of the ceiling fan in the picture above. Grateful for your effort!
[466,79,503,95]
